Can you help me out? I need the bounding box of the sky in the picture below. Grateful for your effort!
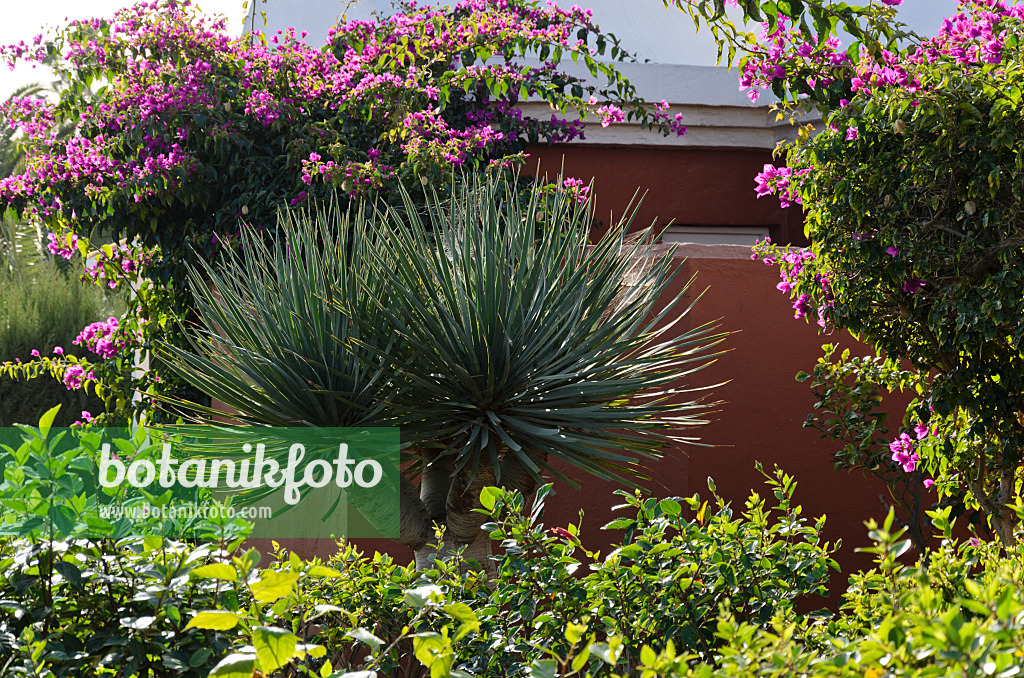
[0,0,247,99]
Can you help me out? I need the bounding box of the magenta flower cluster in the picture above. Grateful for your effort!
[561,177,591,204]
[889,423,934,478]
[852,0,1024,97]
[62,364,96,390]
[0,0,654,229]
[46,232,80,259]
[754,163,807,209]
[889,433,918,472]
[735,0,1024,108]
[81,242,154,290]
[74,317,130,359]
[596,104,625,127]
[752,238,834,327]
[739,14,850,103]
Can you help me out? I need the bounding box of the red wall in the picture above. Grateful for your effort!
[527,144,808,245]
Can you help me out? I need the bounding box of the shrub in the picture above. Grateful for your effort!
[0,0,683,425]
[177,465,838,677]
[0,408,254,676]
[686,0,1024,543]
[157,173,726,565]
[673,510,1024,678]
[0,413,838,677]
[10,409,1024,678]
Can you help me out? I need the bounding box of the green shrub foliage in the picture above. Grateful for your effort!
[4,413,1024,677]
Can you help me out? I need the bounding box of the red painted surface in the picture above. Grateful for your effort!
[527,144,809,246]
[266,144,908,606]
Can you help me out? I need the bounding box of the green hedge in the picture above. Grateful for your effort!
[2,414,1022,678]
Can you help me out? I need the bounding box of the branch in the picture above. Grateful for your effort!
[915,220,967,239]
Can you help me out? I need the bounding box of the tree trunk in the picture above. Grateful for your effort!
[970,458,1019,547]
[420,450,454,523]
[397,477,432,551]
[412,464,498,575]
[411,451,548,574]
[990,466,1018,547]
[498,451,544,499]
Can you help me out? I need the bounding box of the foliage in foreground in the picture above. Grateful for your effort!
[1,415,836,676]
[2,406,1024,677]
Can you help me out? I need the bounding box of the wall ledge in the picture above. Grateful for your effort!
[669,242,756,259]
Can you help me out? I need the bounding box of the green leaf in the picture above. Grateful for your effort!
[47,504,76,536]
[186,611,240,631]
[531,659,557,678]
[479,486,501,511]
[307,565,343,578]
[189,648,213,667]
[565,622,587,645]
[571,647,591,672]
[208,653,257,678]
[412,633,452,678]
[253,626,300,673]
[659,499,682,516]
[250,571,299,603]
[38,405,61,438]
[192,563,238,582]
[347,628,384,651]
[405,584,442,608]
[443,603,477,625]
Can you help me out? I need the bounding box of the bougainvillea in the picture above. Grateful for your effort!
[0,0,682,253]
[0,0,683,424]
[683,0,1024,544]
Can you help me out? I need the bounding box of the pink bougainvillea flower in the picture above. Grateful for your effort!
[595,104,625,127]
[903,278,926,294]
[889,432,918,472]
[63,364,85,390]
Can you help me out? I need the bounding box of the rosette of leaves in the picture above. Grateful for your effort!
[157,172,726,570]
